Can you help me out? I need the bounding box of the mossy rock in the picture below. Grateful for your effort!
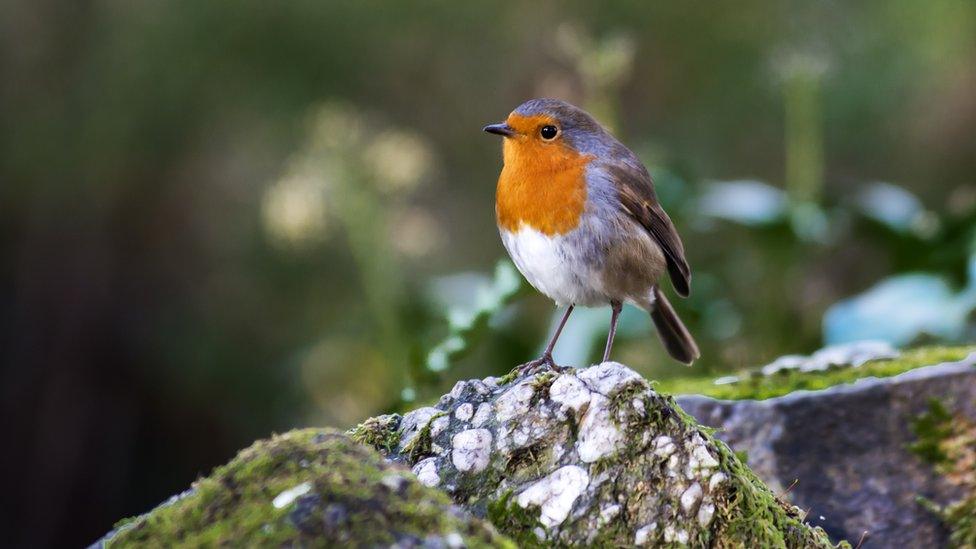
[351,362,844,547]
[98,429,513,548]
[676,347,976,547]
[659,345,975,400]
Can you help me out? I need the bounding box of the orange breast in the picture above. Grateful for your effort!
[495,133,592,236]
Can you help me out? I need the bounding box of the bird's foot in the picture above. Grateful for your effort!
[513,353,567,377]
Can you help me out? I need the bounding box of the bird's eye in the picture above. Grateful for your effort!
[539,125,558,140]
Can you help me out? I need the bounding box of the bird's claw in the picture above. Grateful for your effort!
[514,353,568,376]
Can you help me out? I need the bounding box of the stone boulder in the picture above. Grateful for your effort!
[353,362,840,547]
[677,351,976,548]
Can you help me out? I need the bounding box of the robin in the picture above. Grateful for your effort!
[484,98,699,369]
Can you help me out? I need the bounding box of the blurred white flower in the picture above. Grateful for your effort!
[363,130,434,194]
[771,50,830,83]
[389,206,444,258]
[262,100,439,256]
[307,103,365,152]
[261,172,329,247]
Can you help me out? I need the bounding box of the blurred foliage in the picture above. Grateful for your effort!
[423,261,522,377]
[1,1,975,547]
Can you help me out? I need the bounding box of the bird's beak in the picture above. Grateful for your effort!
[483,122,515,137]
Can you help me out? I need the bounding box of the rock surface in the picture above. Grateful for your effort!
[355,362,841,547]
[96,362,843,547]
[677,351,976,548]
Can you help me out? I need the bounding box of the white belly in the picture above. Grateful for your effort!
[500,226,605,306]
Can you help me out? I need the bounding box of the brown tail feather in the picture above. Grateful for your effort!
[650,286,699,365]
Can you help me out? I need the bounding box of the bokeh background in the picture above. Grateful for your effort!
[2,1,975,546]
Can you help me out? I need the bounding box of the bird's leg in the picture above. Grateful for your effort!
[517,305,574,374]
[601,300,623,363]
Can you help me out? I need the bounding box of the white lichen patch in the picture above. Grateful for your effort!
[576,394,624,463]
[551,442,566,462]
[516,465,590,528]
[471,402,492,427]
[271,481,311,509]
[631,397,645,415]
[450,381,467,399]
[684,434,720,480]
[430,415,450,438]
[549,375,591,414]
[451,429,492,473]
[469,379,491,395]
[680,482,702,515]
[663,525,689,545]
[454,402,474,422]
[652,435,677,459]
[577,362,643,396]
[708,472,727,492]
[692,444,719,469]
[412,457,441,487]
[667,454,680,476]
[634,522,657,546]
[381,473,408,491]
[399,406,441,448]
[494,381,535,422]
[446,532,464,548]
[598,503,620,526]
[697,501,715,527]
[496,409,552,453]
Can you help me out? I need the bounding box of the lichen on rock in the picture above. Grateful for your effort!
[364,361,843,547]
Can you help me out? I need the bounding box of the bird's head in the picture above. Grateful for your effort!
[483,98,608,168]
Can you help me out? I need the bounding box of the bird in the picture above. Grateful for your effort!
[483,98,699,369]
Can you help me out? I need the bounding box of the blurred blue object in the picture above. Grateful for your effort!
[788,201,831,244]
[823,255,976,345]
[855,181,925,232]
[696,180,787,226]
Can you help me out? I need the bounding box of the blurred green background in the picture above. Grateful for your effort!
[2,1,974,546]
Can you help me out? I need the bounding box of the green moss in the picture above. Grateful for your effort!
[708,435,847,548]
[909,399,953,464]
[911,403,976,548]
[529,371,557,404]
[659,346,974,401]
[347,413,402,453]
[498,368,520,386]
[105,429,513,548]
[486,490,545,548]
[529,370,556,391]
[943,495,976,548]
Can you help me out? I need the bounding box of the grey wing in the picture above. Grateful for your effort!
[606,160,691,297]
